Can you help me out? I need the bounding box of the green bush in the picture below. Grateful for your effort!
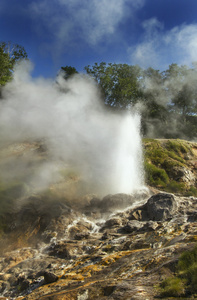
[178,245,197,294]
[166,140,191,155]
[178,245,197,271]
[159,277,185,297]
[159,245,197,297]
[144,162,169,187]
[186,186,197,197]
[166,181,186,194]
[186,263,197,292]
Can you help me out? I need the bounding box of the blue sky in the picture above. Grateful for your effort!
[1,0,197,78]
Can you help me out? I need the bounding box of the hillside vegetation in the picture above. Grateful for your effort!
[144,138,197,196]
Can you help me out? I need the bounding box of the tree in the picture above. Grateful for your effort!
[162,63,197,139]
[141,67,168,120]
[163,63,197,117]
[85,62,143,109]
[0,42,28,87]
[61,66,78,80]
[0,46,12,86]
[84,61,197,139]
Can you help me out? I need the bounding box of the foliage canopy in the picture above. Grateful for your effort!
[0,41,27,87]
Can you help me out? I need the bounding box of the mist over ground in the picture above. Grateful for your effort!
[0,61,144,196]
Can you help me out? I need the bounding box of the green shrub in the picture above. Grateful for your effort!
[178,245,197,273]
[164,151,185,164]
[159,245,197,298]
[144,162,169,187]
[166,181,186,194]
[165,140,191,155]
[186,186,197,197]
[159,277,185,297]
[145,148,168,165]
[178,245,197,294]
[186,263,197,292]
[161,159,185,175]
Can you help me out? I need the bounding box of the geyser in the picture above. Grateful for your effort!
[0,61,144,195]
[112,113,144,193]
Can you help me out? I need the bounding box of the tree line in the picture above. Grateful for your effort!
[63,63,197,139]
[0,42,196,140]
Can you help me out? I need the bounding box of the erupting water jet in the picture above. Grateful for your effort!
[112,112,144,194]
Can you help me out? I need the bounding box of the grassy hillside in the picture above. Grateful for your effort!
[143,139,197,196]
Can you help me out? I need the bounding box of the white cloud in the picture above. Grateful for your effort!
[129,19,197,69]
[29,0,145,52]
[168,24,197,64]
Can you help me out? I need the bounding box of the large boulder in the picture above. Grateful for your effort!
[145,193,177,221]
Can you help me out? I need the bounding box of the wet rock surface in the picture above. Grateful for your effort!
[0,191,197,299]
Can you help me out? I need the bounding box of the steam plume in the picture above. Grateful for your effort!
[0,61,144,195]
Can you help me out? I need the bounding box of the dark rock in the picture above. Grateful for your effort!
[103,285,116,296]
[145,193,177,221]
[68,220,92,238]
[47,241,72,259]
[122,220,144,233]
[36,270,45,277]
[101,232,109,240]
[89,197,102,208]
[123,239,150,250]
[19,279,30,291]
[74,232,90,240]
[101,217,122,231]
[47,240,83,258]
[143,221,159,231]
[0,281,8,293]
[122,220,158,234]
[187,212,197,222]
[43,271,58,284]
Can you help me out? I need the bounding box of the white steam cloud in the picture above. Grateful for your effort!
[0,61,144,195]
[129,18,197,69]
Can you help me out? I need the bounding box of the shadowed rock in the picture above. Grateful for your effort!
[145,193,177,221]
[43,271,58,284]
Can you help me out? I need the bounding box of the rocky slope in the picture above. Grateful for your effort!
[0,139,196,299]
